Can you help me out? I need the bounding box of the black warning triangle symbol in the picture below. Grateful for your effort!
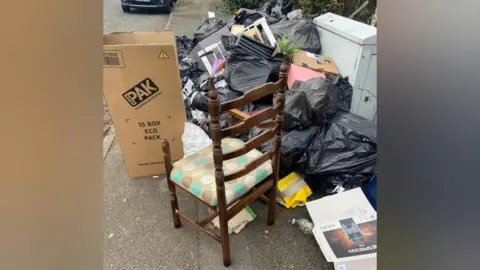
[158,50,169,60]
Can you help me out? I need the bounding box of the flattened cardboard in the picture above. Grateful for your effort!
[293,50,340,75]
[306,188,377,270]
[103,31,186,178]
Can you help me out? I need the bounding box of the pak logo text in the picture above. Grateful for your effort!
[123,78,160,108]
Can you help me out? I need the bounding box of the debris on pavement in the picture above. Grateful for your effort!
[306,188,377,269]
[182,122,212,157]
[103,5,377,210]
[277,172,312,208]
[212,205,257,234]
[292,218,314,235]
[171,8,377,197]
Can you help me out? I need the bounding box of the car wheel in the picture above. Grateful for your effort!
[163,0,173,13]
[122,5,131,12]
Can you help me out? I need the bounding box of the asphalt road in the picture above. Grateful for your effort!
[103,0,172,34]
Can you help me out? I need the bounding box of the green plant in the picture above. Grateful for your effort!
[293,0,376,24]
[219,0,264,13]
[276,36,303,58]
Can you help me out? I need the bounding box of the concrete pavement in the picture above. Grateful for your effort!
[167,0,232,36]
[103,0,327,269]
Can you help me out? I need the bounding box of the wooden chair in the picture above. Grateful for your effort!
[161,58,288,267]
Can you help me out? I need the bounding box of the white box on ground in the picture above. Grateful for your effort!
[306,188,377,270]
[314,13,377,122]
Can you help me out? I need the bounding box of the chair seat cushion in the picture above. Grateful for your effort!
[170,138,273,206]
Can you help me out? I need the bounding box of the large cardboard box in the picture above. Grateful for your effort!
[306,188,377,270]
[292,50,340,76]
[103,31,186,178]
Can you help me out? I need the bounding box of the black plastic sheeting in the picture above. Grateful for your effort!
[234,35,276,58]
[302,112,377,193]
[193,18,226,45]
[232,8,280,26]
[260,0,294,19]
[224,35,283,96]
[270,19,322,54]
[224,53,274,94]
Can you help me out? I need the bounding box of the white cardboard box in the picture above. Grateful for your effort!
[306,188,377,270]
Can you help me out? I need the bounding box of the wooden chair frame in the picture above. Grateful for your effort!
[162,57,288,267]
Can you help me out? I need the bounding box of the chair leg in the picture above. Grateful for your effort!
[219,214,231,267]
[167,180,181,228]
[267,186,277,226]
[162,140,181,228]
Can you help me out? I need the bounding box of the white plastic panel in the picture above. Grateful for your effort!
[362,54,377,96]
[313,13,377,45]
[356,90,377,121]
[316,27,361,83]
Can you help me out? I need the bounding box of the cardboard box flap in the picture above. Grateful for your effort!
[104,31,176,46]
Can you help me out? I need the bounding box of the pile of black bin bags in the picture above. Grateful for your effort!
[174,8,377,194]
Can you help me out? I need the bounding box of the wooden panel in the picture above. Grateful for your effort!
[221,106,278,138]
[221,81,281,111]
[224,150,274,182]
[223,129,275,160]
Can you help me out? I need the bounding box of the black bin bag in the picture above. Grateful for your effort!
[304,112,377,193]
[280,126,321,178]
[189,87,239,113]
[247,125,321,178]
[284,77,341,131]
[193,18,226,45]
[175,35,194,62]
[270,19,322,54]
[327,75,353,112]
[232,8,280,26]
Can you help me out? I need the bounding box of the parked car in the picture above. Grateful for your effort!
[121,0,177,13]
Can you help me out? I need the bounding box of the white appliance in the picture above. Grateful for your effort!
[314,13,377,122]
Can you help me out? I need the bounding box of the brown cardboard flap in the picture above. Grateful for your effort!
[104,31,176,46]
[292,50,340,75]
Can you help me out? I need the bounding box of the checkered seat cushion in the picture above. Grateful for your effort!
[170,138,273,206]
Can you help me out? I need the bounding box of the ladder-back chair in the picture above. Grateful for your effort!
[162,57,288,267]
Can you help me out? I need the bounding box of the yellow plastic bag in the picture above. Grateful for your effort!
[277,172,312,208]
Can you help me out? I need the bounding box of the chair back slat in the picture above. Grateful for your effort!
[221,105,279,138]
[220,81,282,112]
[224,150,274,182]
[207,55,289,211]
[223,129,276,160]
